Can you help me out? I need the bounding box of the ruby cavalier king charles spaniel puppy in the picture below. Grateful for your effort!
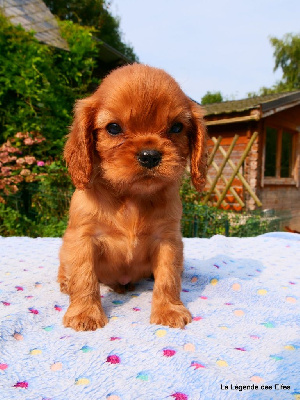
[58,64,207,331]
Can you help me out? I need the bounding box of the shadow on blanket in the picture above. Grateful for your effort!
[94,254,264,321]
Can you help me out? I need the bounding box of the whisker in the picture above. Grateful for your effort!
[111,140,126,149]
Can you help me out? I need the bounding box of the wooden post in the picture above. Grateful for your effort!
[211,160,245,207]
[206,174,227,207]
[215,132,260,208]
[203,134,239,204]
[207,136,222,166]
[213,135,262,207]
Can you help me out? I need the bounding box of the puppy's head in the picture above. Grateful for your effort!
[64,64,207,194]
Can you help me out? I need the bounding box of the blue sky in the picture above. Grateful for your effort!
[111,0,300,102]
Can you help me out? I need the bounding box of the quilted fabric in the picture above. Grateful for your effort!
[0,233,299,400]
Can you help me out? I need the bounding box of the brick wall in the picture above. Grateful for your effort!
[258,186,300,230]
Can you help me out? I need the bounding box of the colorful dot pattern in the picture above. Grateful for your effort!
[0,234,299,399]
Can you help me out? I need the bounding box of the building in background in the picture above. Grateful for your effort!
[203,91,300,230]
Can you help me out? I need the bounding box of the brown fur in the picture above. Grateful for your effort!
[58,64,207,331]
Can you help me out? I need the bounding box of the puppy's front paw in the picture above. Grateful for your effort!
[150,302,192,329]
[63,303,108,331]
[59,280,69,294]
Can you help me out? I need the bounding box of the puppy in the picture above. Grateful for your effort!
[58,64,207,331]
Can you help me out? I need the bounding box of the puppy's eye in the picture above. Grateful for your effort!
[106,123,123,136]
[169,122,183,134]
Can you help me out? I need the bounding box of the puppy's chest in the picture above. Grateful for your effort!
[113,200,153,260]
[117,200,146,237]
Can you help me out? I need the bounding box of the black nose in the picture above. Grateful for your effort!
[137,149,162,169]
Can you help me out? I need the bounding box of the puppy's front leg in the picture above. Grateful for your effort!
[150,240,192,328]
[62,235,108,331]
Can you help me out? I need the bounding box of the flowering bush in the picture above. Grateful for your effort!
[0,131,72,236]
[0,131,52,201]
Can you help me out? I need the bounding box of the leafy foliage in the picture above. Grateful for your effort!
[201,91,223,105]
[180,174,283,238]
[270,33,300,91]
[181,200,283,238]
[0,14,98,148]
[43,0,138,61]
[180,174,204,204]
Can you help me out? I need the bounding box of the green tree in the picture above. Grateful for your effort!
[43,0,138,61]
[270,33,300,91]
[201,91,223,105]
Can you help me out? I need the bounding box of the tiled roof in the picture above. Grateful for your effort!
[0,0,69,50]
[203,91,300,116]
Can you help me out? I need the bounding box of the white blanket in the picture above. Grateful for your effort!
[0,233,299,399]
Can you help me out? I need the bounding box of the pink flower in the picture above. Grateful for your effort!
[0,152,9,163]
[24,138,34,145]
[0,154,16,164]
[37,161,45,167]
[16,158,26,165]
[20,169,31,176]
[15,132,26,138]
[24,156,36,165]
[1,166,11,176]
[10,185,19,193]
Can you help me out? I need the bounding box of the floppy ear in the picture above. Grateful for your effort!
[189,101,208,192]
[64,97,95,189]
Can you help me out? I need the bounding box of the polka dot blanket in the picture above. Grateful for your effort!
[0,233,299,400]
